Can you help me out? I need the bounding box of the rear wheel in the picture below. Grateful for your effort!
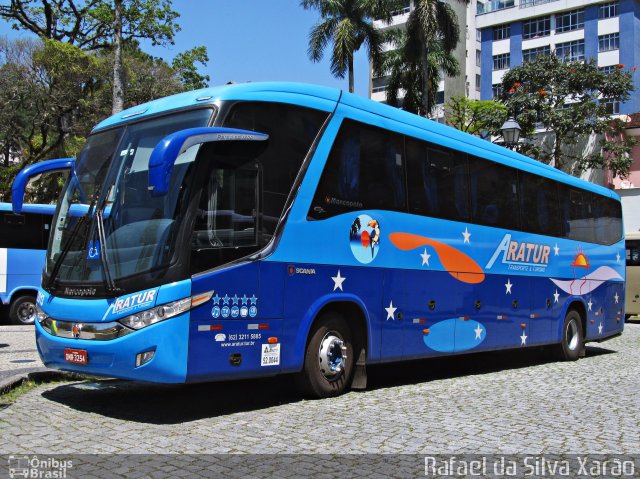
[554,309,583,361]
[9,294,37,325]
[298,313,354,398]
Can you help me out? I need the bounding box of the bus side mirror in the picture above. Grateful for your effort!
[147,127,268,197]
[12,158,75,213]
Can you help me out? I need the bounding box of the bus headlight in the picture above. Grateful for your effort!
[35,304,48,323]
[118,291,213,330]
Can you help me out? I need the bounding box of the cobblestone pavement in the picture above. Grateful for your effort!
[1,324,638,458]
[0,325,44,382]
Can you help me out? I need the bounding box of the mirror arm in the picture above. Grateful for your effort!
[147,127,268,197]
[12,158,75,212]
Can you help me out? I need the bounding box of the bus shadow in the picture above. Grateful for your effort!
[40,345,615,425]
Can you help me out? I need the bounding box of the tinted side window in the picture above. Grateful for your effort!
[468,156,519,230]
[0,212,50,250]
[627,240,640,266]
[519,172,561,236]
[561,187,594,243]
[309,119,406,218]
[222,102,328,234]
[593,194,622,244]
[406,139,469,221]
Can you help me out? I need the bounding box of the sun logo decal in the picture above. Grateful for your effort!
[350,214,381,264]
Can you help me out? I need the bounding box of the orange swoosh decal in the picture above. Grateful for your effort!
[389,232,485,284]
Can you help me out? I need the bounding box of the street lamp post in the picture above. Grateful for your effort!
[501,116,522,149]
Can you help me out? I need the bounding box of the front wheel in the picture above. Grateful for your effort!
[554,309,583,361]
[298,313,354,398]
[9,294,37,325]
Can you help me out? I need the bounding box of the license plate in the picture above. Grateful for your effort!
[64,348,88,365]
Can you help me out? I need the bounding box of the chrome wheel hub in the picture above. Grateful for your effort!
[318,332,347,379]
[18,302,36,324]
[566,320,579,351]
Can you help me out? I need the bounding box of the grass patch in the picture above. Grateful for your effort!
[0,373,99,407]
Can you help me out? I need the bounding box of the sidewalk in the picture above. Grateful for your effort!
[0,325,50,390]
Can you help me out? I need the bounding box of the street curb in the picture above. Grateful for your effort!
[0,370,78,396]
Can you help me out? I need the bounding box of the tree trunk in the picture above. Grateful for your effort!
[112,0,124,114]
[420,41,429,117]
[348,55,354,93]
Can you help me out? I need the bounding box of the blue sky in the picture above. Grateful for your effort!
[0,0,372,97]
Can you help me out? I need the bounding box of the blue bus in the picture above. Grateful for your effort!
[2,159,72,325]
[24,83,625,397]
[0,203,55,324]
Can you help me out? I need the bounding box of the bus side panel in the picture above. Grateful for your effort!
[4,248,45,301]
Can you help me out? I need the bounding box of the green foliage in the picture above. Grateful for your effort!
[500,54,636,176]
[172,46,210,91]
[445,96,508,136]
[302,0,401,92]
[396,0,466,115]
[0,0,180,50]
[380,28,459,116]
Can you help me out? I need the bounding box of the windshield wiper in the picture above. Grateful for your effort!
[95,207,123,295]
[46,215,87,290]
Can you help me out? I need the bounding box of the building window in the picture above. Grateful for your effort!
[475,74,481,91]
[522,16,550,39]
[555,9,584,33]
[598,33,620,52]
[492,83,504,99]
[436,91,445,105]
[476,49,482,67]
[600,65,617,74]
[477,29,482,42]
[555,40,585,62]
[493,24,511,40]
[604,100,620,115]
[599,1,619,19]
[523,45,551,63]
[492,53,510,70]
[372,76,389,94]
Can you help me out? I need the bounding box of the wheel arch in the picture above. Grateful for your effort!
[556,298,587,341]
[293,293,372,371]
[6,287,38,305]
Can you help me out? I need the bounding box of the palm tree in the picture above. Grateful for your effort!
[302,0,400,93]
[379,29,458,115]
[401,0,467,115]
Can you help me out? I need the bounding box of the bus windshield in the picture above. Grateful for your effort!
[45,109,213,295]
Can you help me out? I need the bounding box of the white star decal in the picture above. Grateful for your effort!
[554,243,560,256]
[598,322,604,334]
[553,289,560,303]
[385,301,397,321]
[332,270,346,291]
[616,252,621,263]
[614,292,619,304]
[474,324,483,340]
[587,299,593,311]
[505,278,513,294]
[420,248,431,266]
[462,227,471,244]
[520,331,528,346]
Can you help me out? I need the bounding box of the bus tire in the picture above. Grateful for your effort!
[9,294,37,325]
[298,313,354,398]
[554,309,583,361]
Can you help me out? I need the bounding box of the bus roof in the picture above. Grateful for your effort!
[92,81,618,201]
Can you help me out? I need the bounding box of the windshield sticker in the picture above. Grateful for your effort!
[350,214,381,264]
[87,240,100,261]
[104,288,158,318]
[261,343,280,366]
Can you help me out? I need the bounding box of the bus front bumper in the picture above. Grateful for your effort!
[34,313,190,383]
